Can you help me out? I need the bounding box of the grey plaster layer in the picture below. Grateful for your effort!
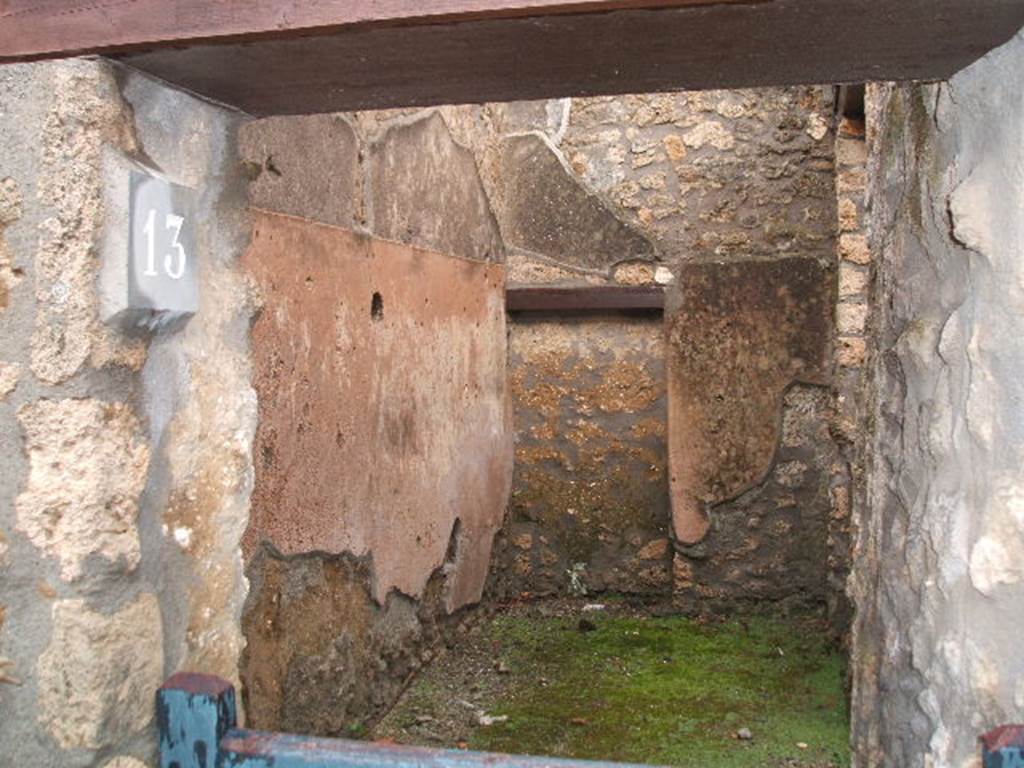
[851,30,1024,768]
[119,66,256,698]
[240,114,361,229]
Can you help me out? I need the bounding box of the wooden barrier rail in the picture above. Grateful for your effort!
[158,672,654,768]
[160,673,1024,768]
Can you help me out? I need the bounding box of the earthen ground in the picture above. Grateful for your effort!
[372,597,849,768]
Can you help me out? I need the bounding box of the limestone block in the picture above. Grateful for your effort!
[836,302,868,335]
[15,399,149,581]
[240,114,360,228]
[0,177,20,225]
[839,234,871,264]
[485,132,653,270]
[0,177,22,314]
[682,120,735,151]
[32,61,144,383]
[369,112,504,262]
[37,594,163,749]
[838,197,860,231]
[839,262,869,297]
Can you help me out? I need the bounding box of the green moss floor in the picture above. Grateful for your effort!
[371,599,849,768]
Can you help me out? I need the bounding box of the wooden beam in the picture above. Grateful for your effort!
[2,1,1022,115]
[507,285,665,313]
[0,0,745,61]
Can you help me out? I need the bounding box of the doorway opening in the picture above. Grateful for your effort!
[236,83,865,768]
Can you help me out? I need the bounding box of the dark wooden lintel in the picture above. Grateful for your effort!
[506,285,665,313]
[2,1,1023,116]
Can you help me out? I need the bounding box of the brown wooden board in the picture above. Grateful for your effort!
[0,0,740,59]
[506,285,665,312]
[2,1,1023,115]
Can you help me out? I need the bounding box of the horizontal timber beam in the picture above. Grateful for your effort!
[507,285,665,313]
[0,1,743,60]
[2,1,1023,115]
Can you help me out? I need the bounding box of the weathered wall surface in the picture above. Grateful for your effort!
[666,258,839,614]
[0,59,254,766]
[242,213,510,609]
[851,31,1024,768]
[238,114,513,734]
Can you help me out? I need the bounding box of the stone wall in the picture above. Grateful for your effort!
[499,316,671,598]
[851,31,1024,768]
[0,60,254,767]
[474,88,846,611]
[851,30,1024,768]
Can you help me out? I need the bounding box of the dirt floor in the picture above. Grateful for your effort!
[371,598,850,768]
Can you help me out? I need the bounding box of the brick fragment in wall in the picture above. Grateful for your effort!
[485,132,654,270]
[15,398,149,582]
[36,594,163,750]
[369,112,504,262]
[838,117,867,139]
[240,114,360,228]
[666,258,833,545]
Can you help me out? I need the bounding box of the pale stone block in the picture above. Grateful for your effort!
[37,594,163,749]
[806,113,830,141]
[16,399,149,582]
[683,120,735,151]
[837,302,869,335]
[838,197,860,231]
[839,262,870,297]
[840,233,872,264]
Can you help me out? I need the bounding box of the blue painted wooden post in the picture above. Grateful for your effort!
[982,725,1024,768]
[159,672,657,768]
[158,672,237,768]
